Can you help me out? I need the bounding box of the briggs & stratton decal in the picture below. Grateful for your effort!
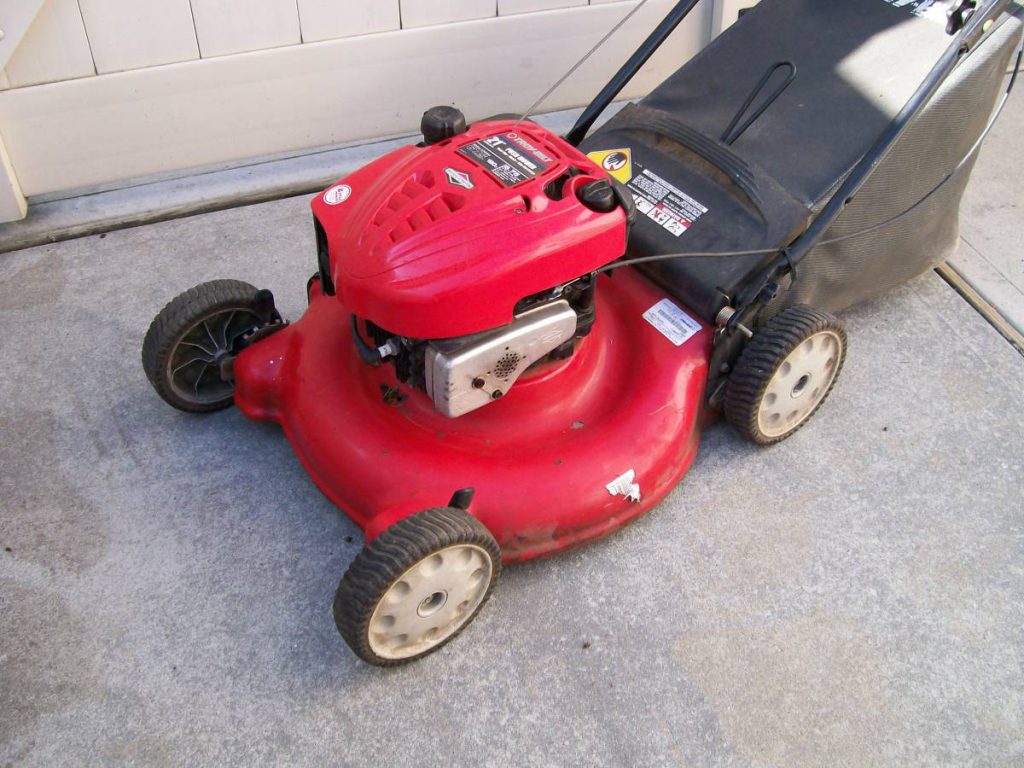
[444,168,475,190]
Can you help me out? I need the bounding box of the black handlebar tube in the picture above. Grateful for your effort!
[565,0,702,146]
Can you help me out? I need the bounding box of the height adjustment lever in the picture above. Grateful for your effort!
[946,0,977,35]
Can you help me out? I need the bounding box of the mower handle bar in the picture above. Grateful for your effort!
[564,0,700,146]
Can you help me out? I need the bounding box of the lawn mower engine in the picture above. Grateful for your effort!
[311,108,634,418]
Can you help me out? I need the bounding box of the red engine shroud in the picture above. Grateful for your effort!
[311,119,628,339]
[234,268,713,562]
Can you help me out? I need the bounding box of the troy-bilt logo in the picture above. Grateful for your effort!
[445,168,474,190]
[505,132,554,164]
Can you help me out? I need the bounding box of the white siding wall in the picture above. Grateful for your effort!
[3,0,94,88]
[296,1,401,43]
[78,0,200,73]
[0,0,727,221]
[399,0,497,28]
[499,0,589,15]
[190,0,301,58]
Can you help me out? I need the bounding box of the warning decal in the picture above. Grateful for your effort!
[459,133,551,187]
[628,168,708,238]
[587,148,633,184]
[643,299,701,346]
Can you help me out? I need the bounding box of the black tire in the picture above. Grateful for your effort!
[725,305,847,445]
[142,279,263,413]
[334,507,502,666]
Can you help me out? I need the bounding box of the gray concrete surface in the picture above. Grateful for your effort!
[2,108,1024,767]
[953,73,1024,335]
[2,193,1023,768]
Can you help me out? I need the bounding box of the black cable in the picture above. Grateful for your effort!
[351,316,383,365]
[596,39,1023,277]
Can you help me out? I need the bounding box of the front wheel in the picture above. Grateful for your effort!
[142,279,268,413]
[725,305,848,445]
[333,507,501,666]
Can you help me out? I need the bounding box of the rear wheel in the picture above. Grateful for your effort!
[142,279,267,413]
[725,305,847,445]
[333,507,501,666]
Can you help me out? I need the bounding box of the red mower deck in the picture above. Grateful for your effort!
[234,267,713,562]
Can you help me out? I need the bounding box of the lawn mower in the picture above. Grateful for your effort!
[142,0,1022,665]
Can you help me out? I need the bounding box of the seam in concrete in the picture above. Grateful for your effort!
[936,262,1024,356]
[958,232,1024,300]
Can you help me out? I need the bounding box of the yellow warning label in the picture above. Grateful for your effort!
[587,148,633,184]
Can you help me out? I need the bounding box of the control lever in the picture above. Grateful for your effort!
[946,0,977,35]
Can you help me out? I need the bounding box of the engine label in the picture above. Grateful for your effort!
[628,167,708,238]
[459,133,551,186]
[444,167,475,190]
[643,299,701,346]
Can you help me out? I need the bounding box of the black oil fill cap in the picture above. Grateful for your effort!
[421,106,468,145]
[576,179,618,213]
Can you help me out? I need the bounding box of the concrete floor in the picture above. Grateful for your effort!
[2,117,1024,768]
[953,74,1024,335]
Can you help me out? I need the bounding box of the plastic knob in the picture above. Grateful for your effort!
[577,179,618,213]
[421,106,468,145]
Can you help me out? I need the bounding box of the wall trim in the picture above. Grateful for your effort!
[0,0,710,202]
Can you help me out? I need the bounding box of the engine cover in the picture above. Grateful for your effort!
[424,300,577,417]
[310,118,628,339]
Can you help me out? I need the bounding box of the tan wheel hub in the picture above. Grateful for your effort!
[757,330,843,438]
[368,544,493,660]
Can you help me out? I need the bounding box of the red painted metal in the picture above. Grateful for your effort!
[234,267,712,563]
[310,119,627,339]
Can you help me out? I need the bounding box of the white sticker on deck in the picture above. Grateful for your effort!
[606,469,641,503]
[643,299,701,346]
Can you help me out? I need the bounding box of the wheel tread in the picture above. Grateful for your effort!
[141,279,261,413]
[333,507,501,666]
[724,305,847,445]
